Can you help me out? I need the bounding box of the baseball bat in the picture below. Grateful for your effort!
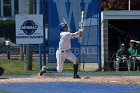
[79,11,84,43]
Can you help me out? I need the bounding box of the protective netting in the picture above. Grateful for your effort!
[48,0,101,71]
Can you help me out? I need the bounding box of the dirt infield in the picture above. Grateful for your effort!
[0,76,140,85]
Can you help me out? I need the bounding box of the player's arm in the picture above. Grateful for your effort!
[71,29,84,39]
[116,49,122,60]
[130,40,140,44]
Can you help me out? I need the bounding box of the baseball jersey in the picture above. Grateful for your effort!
[128,43,140,56]
[116,49,130,59]
[59,32,72,51]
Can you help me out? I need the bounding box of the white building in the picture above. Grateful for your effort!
[0,0,37,17]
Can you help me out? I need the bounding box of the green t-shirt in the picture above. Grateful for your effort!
[116,49,130,59]
[128,43,140,56]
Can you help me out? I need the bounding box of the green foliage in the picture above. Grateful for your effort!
[104,0,140,10]
[105,0,128,10]
[0,19,15,43]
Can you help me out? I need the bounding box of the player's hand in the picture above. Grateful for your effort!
[122,57,126,59]
[79,29,84,35]
[122,57,127,62]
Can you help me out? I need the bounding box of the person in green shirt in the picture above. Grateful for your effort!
[128,40,140,71]
[115,43,131,71]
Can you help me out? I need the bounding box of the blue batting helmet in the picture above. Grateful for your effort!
[58,23,67,31]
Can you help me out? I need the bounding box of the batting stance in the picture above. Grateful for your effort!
[39,22,83,79]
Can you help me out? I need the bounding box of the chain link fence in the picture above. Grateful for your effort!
[0,0,80,75]
[0,41,45,74]
[0,0,105,76]
[0,0,45,75]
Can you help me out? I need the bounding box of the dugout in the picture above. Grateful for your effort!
[102,10,140,71]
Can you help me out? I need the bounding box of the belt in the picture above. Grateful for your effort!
[57,48,69,53]
[62,50,69,53]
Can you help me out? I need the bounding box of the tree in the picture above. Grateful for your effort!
[0,20,15,43]
[105,0,128,10]
[104,0,140,10]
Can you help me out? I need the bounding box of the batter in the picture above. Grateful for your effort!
[39,22,83,79]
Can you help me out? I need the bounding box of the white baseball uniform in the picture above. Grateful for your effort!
[56,31,78,72]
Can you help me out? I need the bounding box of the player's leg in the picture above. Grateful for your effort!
[39,50,59,76]
[131,57,136,71]
[45,49,60,72]
[126,59,131,71]
[115,58,121,71]
[47,50,66,72]
[73,61,80,78]
[56,51,65,72]
[67,51,80,79]
[135,57,140,70]
[39,50,66,76]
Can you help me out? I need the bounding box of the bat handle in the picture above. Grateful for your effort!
[79,30,83,43]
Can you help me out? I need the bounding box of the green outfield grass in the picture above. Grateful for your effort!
[118,92,140,93]
[0,60,140,75]
[0,60,39,75]
[0,92,139,93]
[0,91,19,93]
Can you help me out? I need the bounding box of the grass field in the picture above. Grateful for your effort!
[0,60,140,75]
[0,90,140,93]
[0,60,140,93]
[0,60,39,75]
[0,91,18,93]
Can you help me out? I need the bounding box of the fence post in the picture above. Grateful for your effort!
[20,44,24,61]
[23,0,34,71]
[24,45,32,70]
[7,47,10,60]
[5,41,10,60]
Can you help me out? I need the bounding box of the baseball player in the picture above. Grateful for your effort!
[115,43,131,71]
[39,22,83,79]
[128,40,140,70]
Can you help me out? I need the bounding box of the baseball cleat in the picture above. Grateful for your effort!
[39,66,47,76]
[39,70,45,76]
[73,74,81,79]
